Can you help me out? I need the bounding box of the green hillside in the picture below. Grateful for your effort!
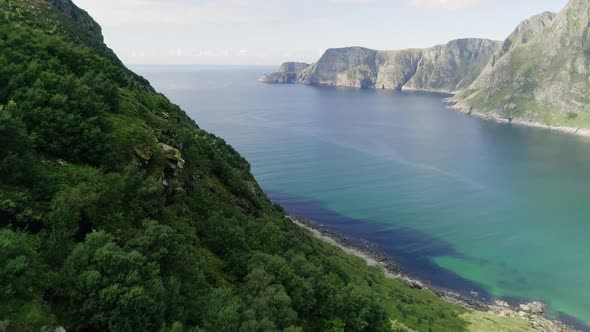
[457,0,590,127]
[0,1,537,331]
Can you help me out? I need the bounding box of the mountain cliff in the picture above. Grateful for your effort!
[403,39,500,93]
[264,0,590,129]
[262,39,499,93]
[454,0,590,128]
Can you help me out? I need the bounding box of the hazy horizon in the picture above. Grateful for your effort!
[73,0,568,66]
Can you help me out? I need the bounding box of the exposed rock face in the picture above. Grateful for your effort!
[160,143,185,170]
[262,0,589,128]
[47,0,103,41]
[403,39,499,93]
[494,11,557,62]
[45,0,155,92]
[280,62,310,74]
[374,50,422,90]
[303,47,379,88]
[519,302,545,314]
[258,62,310,83]
[159,143,185,188]
[261,39,499,93]
[457,0,590,125]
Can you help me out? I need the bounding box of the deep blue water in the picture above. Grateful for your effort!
[133,65,590,329]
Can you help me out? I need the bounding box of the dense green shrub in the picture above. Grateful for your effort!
[0,1,468,331]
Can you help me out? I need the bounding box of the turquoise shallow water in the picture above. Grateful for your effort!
[134,65,590,329]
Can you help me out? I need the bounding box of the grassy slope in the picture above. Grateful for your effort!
[460,0,590,128]
[0,1,537,331]
[461,312,538,332]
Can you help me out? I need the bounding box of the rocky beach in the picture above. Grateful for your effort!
[288,215,580,332]
[445,97,590,139]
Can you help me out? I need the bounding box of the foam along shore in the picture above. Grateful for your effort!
[445,98,590,139]
[288,215,580,332]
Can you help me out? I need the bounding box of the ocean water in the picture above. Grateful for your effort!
[133,65,590,329]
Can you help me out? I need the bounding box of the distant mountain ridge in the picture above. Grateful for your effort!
[261,38,500,94]
[262,0,590,130]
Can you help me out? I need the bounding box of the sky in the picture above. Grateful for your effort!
[72,0,568,66]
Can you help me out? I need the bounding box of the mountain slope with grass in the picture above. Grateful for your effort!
[455,0,590,127]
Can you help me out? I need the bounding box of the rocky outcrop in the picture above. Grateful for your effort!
[159,143,185,188]
[47,0,103,41]
[455,0,590,126]
[259,62,310,83]
[261,39,499,93]
[403,39,499,93]
[280,62,310,74]
[160,143,185,170]
[519,302,545,315]
[45,0,155,92]
[374,50,422,90]
[302,47,379,88]
[493,11,557,62]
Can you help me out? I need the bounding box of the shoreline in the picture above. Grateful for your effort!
[260,79,590,139]
[288,215,580,332]
[445,97,590,139]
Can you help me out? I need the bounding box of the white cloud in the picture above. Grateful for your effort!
[73,0,279,26]
[72,0,505,27]
[409,0,483,9]
[305,0,483,9]
[305,0,543,10]
[73,0,557,28]
[70,0,567,65]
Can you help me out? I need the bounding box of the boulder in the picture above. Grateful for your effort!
[159,143,185,188]
[519,301,545,314]
[401,277,424,289]
[160,143,185,169]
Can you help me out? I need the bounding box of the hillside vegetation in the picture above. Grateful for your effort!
[0,0,476,331]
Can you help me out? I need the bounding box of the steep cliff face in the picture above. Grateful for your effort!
[48,0,103,41]
[4,0,132,70]
[262,0,590,128]
[303,47,379,88]
[493,11,557,62]
[263,39,498,93]
[374,49,422,90]
[403,39,499,93]
[457,0,590,126]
